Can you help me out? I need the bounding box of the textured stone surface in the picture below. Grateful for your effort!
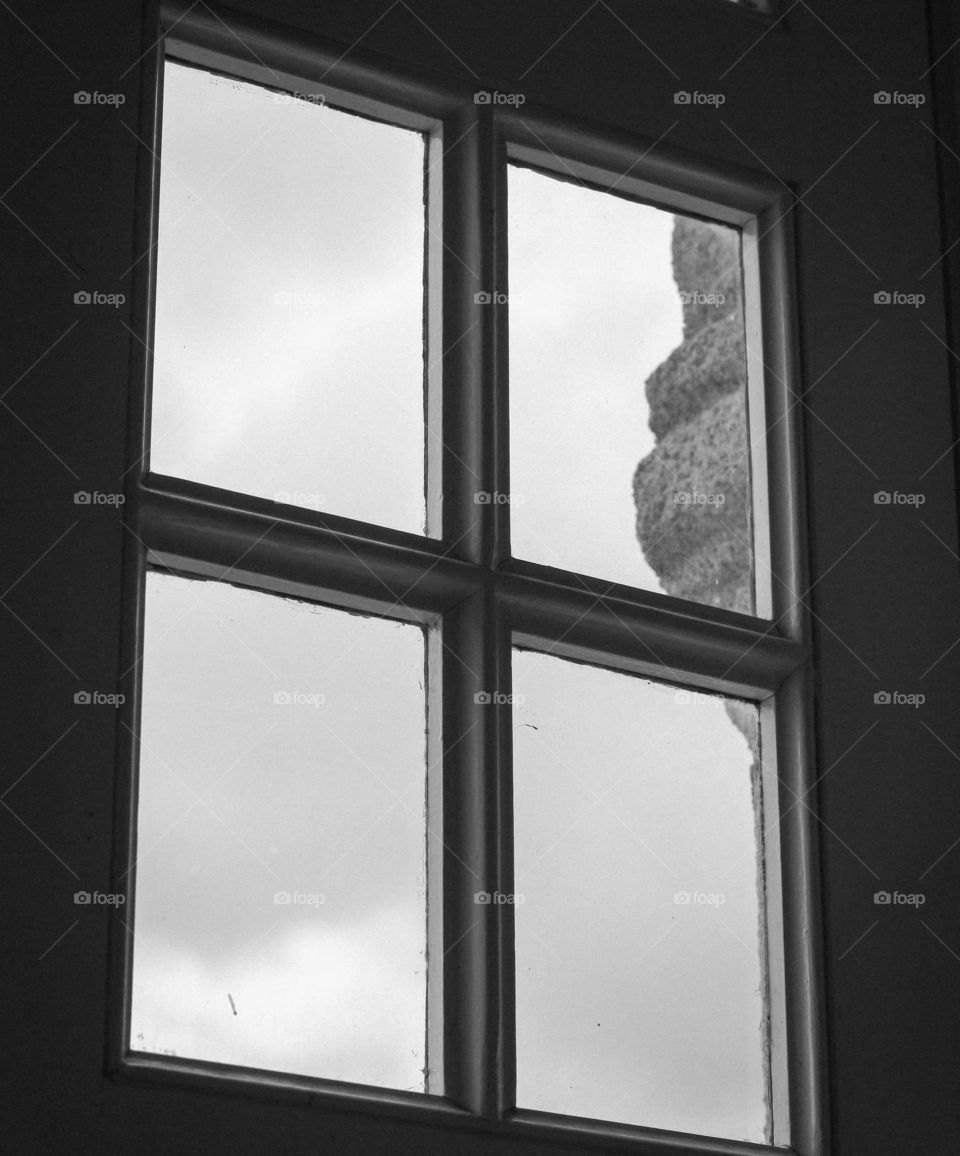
[633,214,757,754]
[644,315,746,440]
[633,389,752,614]
[672,213,742,339]
[633,214,754,615]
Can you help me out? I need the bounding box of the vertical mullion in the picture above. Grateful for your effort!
[439,98,512,1117]
[440,104,507,565]
[441,589,513,1118]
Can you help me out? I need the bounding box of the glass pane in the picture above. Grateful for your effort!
[508,164,758,615]
[151,63,427,534]
[513,649,768,1142]
[130,573,428,1092]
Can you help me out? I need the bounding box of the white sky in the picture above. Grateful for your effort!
[132,575,428,1090]
[133,62,767,1145]
[150,67,426,531]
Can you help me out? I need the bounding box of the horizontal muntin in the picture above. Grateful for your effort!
[139,474,477,621]
[162,0,461,130]
[500,110,787,225]
[137,475,802,694]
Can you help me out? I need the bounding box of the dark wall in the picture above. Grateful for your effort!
[2,2,959,1153]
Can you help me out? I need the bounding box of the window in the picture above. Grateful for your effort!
[116,13,818,1155]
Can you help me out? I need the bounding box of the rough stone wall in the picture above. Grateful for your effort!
[633,214,758,757]
[633,215,754,618]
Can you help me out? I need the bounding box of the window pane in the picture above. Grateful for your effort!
[512,649,768,1142]
[151,63,427,534]
[130,573,428,1091]
[508,164,759,615]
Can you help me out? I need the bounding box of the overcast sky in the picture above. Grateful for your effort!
[150,66,426,532]
[132,62,767,1144]
[513,651,765,1140]
[132,574,428,1089]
